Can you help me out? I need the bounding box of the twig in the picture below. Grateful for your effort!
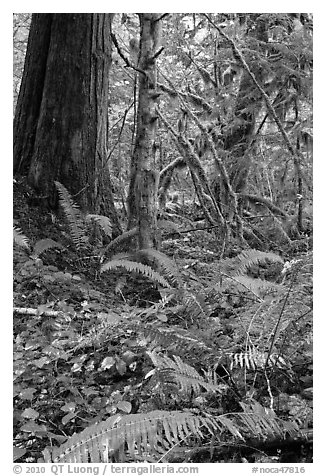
[110,32,146,77]
[152,47,164,61]
[154,14,170,23]
[178,224,220,233]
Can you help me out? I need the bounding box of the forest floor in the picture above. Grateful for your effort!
[13,178,313,464]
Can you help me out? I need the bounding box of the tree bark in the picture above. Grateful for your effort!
[13,13,121,233]
[127,14,162,249]
[13,14,52,175]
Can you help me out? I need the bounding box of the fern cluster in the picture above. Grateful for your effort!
[101,247,182,290]
[55,181,90,251]
[44,400,302,463]
[147,351,224,396]
[14,184,312,463]
[14,241,311,463]
[55,181,112,252]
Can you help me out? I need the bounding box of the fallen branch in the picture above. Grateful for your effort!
[13,307,62,318]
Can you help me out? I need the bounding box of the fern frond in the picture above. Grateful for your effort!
[136,248,183,287]
[183,291,210,321]
[86,214,112,238]
[141,325,212,355]
[232,280,312,353]
[44,406,302,463]
[55,181,89,251]
[218,275,284,300]
[13,227,30,250]
[238,400,301,439]
[31,238,64,258]
[104,227,139,255]
[101,259,171,288]
[148,352,222,395]
[234,276,283,294]
[220,249,283,277]
[75,312,127,350]
[230,347,288,370]
[44,410,213,463]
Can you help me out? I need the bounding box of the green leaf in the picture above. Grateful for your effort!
[115,357,127,376]
[100,356,116,371]
[13,446,27,461]
[20,422,46,433]
[33,357,51,368]
[19,388,37,401]
[62,412,77,426]
[21,408,39,420]
[156,312,168,322]
[61,402,76,413]
[82,387,99,398]
[116,401,132,414]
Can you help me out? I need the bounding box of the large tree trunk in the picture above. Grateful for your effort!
[13,13,121,233]
[13,14,52,175]
[127,14,162,249]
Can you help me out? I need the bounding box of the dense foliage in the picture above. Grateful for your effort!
[13,13,312,464]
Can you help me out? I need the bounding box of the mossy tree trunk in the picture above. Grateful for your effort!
[13,14,121,234]
[222,15,269,195]
[127,14,162,249]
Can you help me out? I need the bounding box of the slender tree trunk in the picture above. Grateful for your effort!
[13,13,121,233]
[127,14,162,249]
[295,138,304,233]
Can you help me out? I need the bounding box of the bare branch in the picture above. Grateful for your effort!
[111,32,146,77]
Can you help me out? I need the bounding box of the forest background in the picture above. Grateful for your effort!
[5,2,325,470]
